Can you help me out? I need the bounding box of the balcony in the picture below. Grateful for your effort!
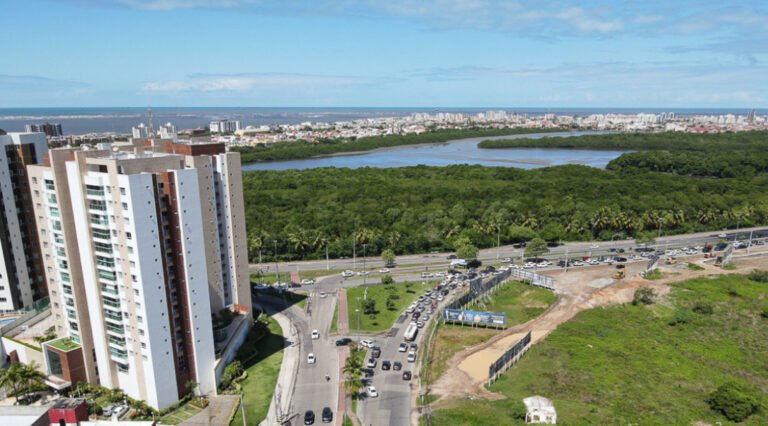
[109,348,128,359]
[101,285,118,295]
[105,324,124,335]
[103,298,121,309]
[104,311,123,322]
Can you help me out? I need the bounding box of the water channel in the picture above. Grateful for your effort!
[241,131,627,171]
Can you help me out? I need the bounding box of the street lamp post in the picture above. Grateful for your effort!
[273,240,279,284]
[362,244,367,285]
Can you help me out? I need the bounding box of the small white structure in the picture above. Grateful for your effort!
[523,395,557,424]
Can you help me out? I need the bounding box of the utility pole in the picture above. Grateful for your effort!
[496,226,501,259]
[326,244,329,271]
[362,244,367,285]
[748,230,754,254]
[352,231,356,272]
[274,240,279,284]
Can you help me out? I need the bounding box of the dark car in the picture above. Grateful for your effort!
[614,256,627,262]
[409,343,418,351]
[447,254,458,259]
[402,371,412,380]
[363,368,374,378]
[304,410,315,425]
[335,338,352,346]
[412,311,421,320]
[371,347,381,358]
[382,360,391,370]
[322,407,333,423]
[393,361,402,371]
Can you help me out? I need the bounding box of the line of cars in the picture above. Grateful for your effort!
[304,407,334,424]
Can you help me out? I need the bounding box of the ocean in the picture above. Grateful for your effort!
[0,107,763,136]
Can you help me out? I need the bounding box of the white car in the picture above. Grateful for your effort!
[366,358,377,368]
[113,405,129,418]
[311,330,319,340]
[341,270,354,277]
[360,339,375,348]
[367,386,379,398]
[590,244,600,249]
[407,352,417,362]
[502,257,512,263]
[300,279,315,285]
[398,343,408,352]
[523,262,536,269]
[307,353,316,364]
[379,268,390,274]
[319,292,327,298]
[357,271,370,276]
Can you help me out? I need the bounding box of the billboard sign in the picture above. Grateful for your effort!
[443,308,506,327]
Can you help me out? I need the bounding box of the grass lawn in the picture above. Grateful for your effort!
[427,282,556,384]
[345,282,423,333]
[158,402,201,425]
[230,316,285,426]
[429,274,768,425]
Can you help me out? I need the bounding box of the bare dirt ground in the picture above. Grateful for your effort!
[429,250,768,406]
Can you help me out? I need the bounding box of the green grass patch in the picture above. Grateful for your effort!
[230,316,285,426]
[345,282,422,333]
[688,262,705,271]
[429,274,768,425]
[158,402,201,425]
[343,415,354,426]
[428,282,556,383]
[48,338,80,352]
[644,268,664,280]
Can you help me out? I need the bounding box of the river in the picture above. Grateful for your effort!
[241,131,625,171]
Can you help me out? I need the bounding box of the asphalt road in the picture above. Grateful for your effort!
[290,288,340,426]
[252,227,768,277]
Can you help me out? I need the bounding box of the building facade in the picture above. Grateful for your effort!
[28,138,251,409]
[0,131,49,312]
[25,122,63,137]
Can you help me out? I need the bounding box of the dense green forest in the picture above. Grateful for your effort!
[232,127,563,163]
[479,131,768,178]
[242,164,768,262]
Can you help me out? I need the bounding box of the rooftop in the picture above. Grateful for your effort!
[52,397,87,410]
[48,338,81,352]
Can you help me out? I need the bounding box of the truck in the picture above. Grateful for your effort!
[404,322,419,342]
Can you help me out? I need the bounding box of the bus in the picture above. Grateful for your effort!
[404,322,419,342]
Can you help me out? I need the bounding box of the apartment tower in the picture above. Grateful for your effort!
[28,138,251,409]
[0,130,48,312]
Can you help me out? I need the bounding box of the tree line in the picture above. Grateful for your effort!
[232,127,564,163]
[479,131,768,178]
[243,163,768,263]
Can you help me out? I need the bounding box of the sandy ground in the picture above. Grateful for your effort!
[429,250,768,405]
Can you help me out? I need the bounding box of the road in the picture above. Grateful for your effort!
[252,227,768,276]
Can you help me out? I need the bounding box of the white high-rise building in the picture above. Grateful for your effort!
[0,130,49,312]
[209,120,241,134]
[131,123,150,139]
[28,138,251,409]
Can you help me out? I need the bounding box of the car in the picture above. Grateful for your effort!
[322,407,333,423]
[253,282,269,290]
[304,410,315,425]
[367,386,378,398]
[319,291,327,298]
[409,343,418,351]
[366,358,377,368]
[402,371,412,381]
[416,321,425,328]
[307,353,316,364]
[398,342,408,352]
[393,361,402,371]
[447,254,457,259]
[371,347,381,358]
[407,351,417,362]
[360,339,374,348]
[357,271,370,276]
[363,368,374,378]
[421,271,432,278]
[502,257,512,263]
[614,256,627,262]
[590,243,600,249]
[335,337,352,346]
[382,360,391,370]
[112,405,129,418]
[341,270,354,277]
[300,279,315,285]
[379,268,390,274]
[523,262,536,269]
[102,405,115,417]
[311,330,319,340]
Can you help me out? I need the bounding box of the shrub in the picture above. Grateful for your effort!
[632,288,656,306]
[761,308,768,319]
[89,403,103,416]
[668,309,694,326]
[707,382,759,422]
[381,275,395,285]
[508,399,527,420]
[692,303,714,315]
[687,262,704,271]
[748,270,768,283]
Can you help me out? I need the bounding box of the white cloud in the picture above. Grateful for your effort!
[141,72,378,93]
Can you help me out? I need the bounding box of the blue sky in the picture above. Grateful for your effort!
[1,0,767,107]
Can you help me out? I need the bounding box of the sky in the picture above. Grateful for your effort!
[1,0,767,108]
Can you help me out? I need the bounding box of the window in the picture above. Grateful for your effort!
[126,232,132,240]
[122,202,128,210]
[89,200,107,211]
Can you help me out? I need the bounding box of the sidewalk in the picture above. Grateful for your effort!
[261,311,300,426]
[338,288,349,335]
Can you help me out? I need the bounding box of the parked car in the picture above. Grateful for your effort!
[402,371,412,381]
[367,386,379,398]
[322,407,333,423]
[398,342,408,352]
[300,279,315,285]
[409,343,418,351]
[307,353,316,364]
[304,410,315,425]
[407,352,417,362]
[382,360,391,371]
[319,292,327,298]
[335,338,352,346]
[113,405,129,418]
[311,330,320,340]
[371,347,381,358]
[393,361,402,371]
[360,339,375,348]
[366,358,377,368]
[363,368,374,378]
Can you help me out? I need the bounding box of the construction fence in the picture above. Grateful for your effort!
[507,268,556,290]
[488,331,532,385]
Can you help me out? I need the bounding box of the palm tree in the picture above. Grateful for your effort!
[696,209,718,225]
[0,364,23,403]
[386,231,401,249]
[248,232,264,264]
[5,362,47,403]
[287,228,312,258]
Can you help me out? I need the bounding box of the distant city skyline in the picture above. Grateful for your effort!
[2,0,767,108]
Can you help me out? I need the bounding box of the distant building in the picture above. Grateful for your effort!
[524,396,557,424]
[158,122,177,139]
[0,130,49,311]
[131,123,150,139]
[210,119,241,134]
[25,122,63,137]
